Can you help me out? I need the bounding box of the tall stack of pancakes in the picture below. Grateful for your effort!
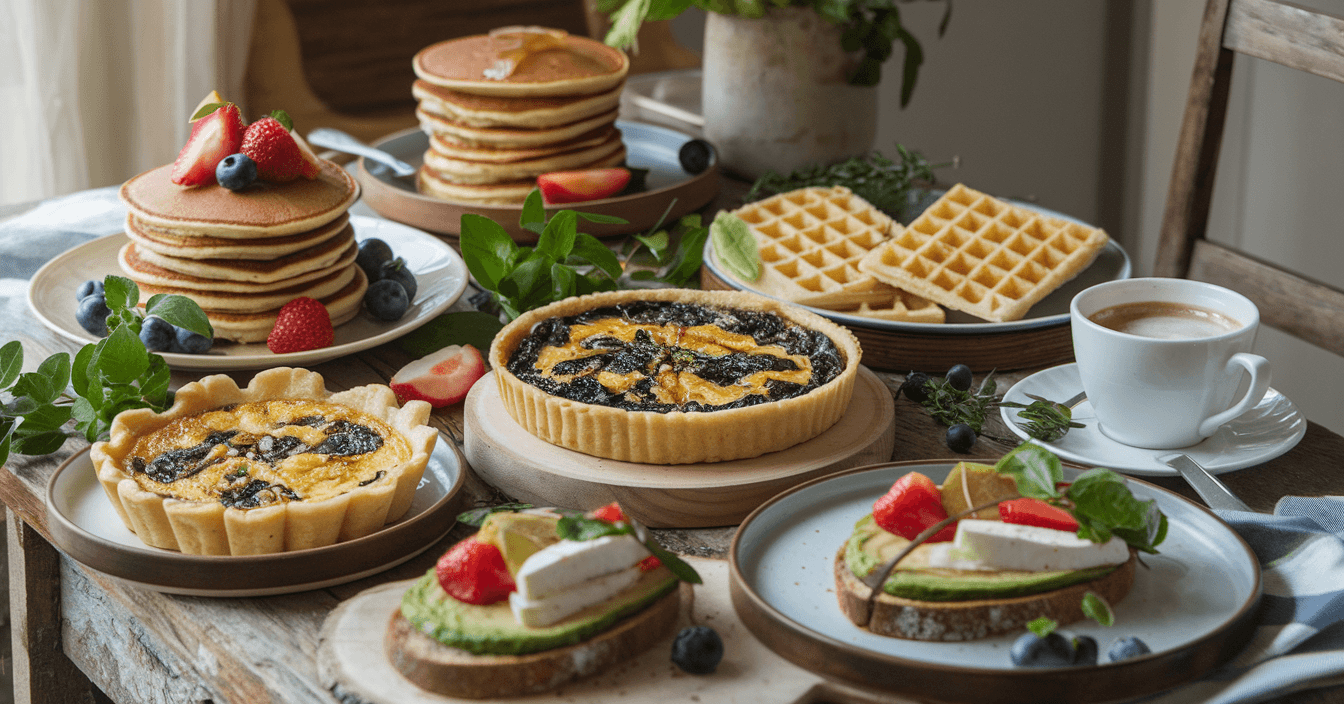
[412,28,630,205]
[118,159,365,343]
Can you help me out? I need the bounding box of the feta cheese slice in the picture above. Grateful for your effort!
[514,533,649,601]
[509,564,642,628]
[951,519,1130,572]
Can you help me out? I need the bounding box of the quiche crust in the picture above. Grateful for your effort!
[89,367,437,555]
[490,289,862,464]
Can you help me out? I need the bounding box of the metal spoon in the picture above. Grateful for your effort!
[306,128,416,177]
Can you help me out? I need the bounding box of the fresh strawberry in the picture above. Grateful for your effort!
[589,502,627,524]
[170,103,245,186]
[266,297,334,354]
[537,167,631,204]
[241,113,320,183]
[872,472,956,542]
[389,344,486,407]
[435,537,516,605]
[999,498,1080,533]
[638,555,662,572]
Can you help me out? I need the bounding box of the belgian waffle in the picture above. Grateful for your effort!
[858,184,1110,323]
[724,186,945,324]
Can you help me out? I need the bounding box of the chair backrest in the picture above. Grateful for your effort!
[1155,0,1344,354]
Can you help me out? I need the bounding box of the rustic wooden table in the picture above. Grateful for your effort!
[3,199,1343,704]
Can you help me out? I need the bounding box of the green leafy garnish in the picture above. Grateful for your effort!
[1081,591,1114,627]
[1001,394,1084,442]
[743,146,939,220]
[556,514,703,585]
[621,211,711,289]
[456,502,535,528]
[269,109,294,131]
[1027,616,1057,638]
[398,311,505,358]
[0,276,212,466]
[709,211,758,282]
[914,371,998,433]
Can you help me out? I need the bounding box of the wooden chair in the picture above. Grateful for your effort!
[1155,0,1344,354]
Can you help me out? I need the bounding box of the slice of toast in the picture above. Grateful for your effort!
[386,583,686,699]
[834,547,1136,642]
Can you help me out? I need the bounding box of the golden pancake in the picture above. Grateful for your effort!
[412,80,621,129]
[414,169,537,206]
[122,229,356,285]
[120,159,359,238]
[119,240,357,297]
[125,213,350,261]
[129,262,360,314]
[204,267,369,343]
[415,106,619,148]
[422,134,624,185]
[413,30,628,98]
[425,126,617,164]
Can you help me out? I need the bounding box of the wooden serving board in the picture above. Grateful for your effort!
[316,558,911,704]
[463,367,896,528]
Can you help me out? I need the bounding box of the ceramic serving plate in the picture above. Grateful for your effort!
[729,460,1262,703]
[357,121,720,242]
[45,436,467,597]
[26,216,468,371]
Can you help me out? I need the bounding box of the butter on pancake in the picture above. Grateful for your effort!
[413,29,628,98]
[126,213,351,261]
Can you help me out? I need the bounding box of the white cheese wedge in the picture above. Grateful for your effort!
[514,534,649,601]
[938,519,1130,572]
[509,564,642,627]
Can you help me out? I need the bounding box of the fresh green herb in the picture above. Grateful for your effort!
[709,211,758,282]
[621,210,711,289]
[1000,394,1084,442]
[599,0,951,102]
[556,514,703,585]
[456,502,535,528]
[269,109,294,131]
[398,311,505,358]
[236,467,249,477]
[1081,591,1114,627]
[742,147,939,220]
[1027,616,1057,638]
[0,276,212,466]
[914,371,998,433]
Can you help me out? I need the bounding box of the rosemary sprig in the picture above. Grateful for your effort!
[916,372,998,433]
[1001,394,1084,442]
[742,146,940,220]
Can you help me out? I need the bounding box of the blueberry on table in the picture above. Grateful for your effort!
[378,258,418,301]
[1106,636,1151,663]
[215,153,257,191]
[75,279,104,302]
[76,294,111,336]
[678,139,714,175]
[901,371,932,402]
[365,279,409,321]
[945,364,973,391]
[139,316,175,352]
[946,423,976,453]
[172,326,213,354]
[356,239,394,279]
[671,625,724,675]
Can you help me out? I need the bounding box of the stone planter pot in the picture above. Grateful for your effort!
[701,7,878,180]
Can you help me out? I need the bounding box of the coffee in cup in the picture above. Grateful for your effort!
[1070,278,1271,449]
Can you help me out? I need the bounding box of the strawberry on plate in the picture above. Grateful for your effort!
[171,103,245,186]
[873,472,957,542]
[390,344,487,407]
[537,168,631,205]
[266,297,334,354]
[241,111,321,183]
[999,498,1080,533]
[435,537,516,605]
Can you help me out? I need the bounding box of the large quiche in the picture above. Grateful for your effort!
[89,367,438,555]
[489,289,862,464]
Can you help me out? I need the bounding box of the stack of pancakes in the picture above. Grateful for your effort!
[118,159,365,343]
[412,29,630,205]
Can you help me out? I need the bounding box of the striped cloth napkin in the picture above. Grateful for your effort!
[1148,496,1344,703]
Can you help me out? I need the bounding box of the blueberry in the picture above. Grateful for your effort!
[946,423,976,453]
[946,364,973,391]
[75,279,104,302]
[670,625,723,675]
[901,371,932,402]
[678,139,714,175]
[1106,636,1151,663]
[377,258,417,301]
[139,317,175,352]
[215,153,257,191]
[76,294,111,336]
[365,279,409,321]
[1073,635,1099,666]
[1010,631,1095,667]
[356,238,394,279]
[172,326,213,354]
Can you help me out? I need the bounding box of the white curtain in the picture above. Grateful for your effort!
[0,0,256,208]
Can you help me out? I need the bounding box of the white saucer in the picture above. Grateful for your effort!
[999,363,1306,476]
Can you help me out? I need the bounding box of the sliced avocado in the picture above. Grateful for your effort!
[401,567,678,656]
[940,461,1020,519]
[844,514,1118,602]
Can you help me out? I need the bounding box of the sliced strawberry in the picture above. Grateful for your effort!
[241,115,316,183]
[266,297,333,354]
[390,344,486,408]
[999,498,1080,533]
[872,472,956,542]
[537,168,631,204]
[589,502,626,524]
[435,537,516,605]
[170,103,245,186]
[638,555,662,572]
[290,129,323,179]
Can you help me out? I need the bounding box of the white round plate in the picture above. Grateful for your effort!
[27,215,468,371]
[46,436,465,597]
[1000,363,1306,475]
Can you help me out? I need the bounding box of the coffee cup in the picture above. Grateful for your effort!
[1070,278,1271,449]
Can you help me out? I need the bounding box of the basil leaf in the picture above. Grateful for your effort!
[12,354,70,404]
[710,211,759,281]
[1066,469,1166,551]
[660,222,708,286]
[71,398,97,437]
[994,444,1062,500]
[550,261,577,302]
[145,294,213,338]
[498,255,553,314]
[575,211,628,225]
[570,233,623,281]
[141,355,172,409]
[12,431,67,456]
[557,515,630,541]
[520,189,546,232]
[1027,616,1057,638]
[0,340,22,389]
[644,540,702,584]
[4,397,37,415]
[92,326,148,385]
[1081,591,1114,627]
[635,230,670,263]
[456,502,534,527]
[398,311,504,359]
[14,403,72,434]
[460,213,517,292]
[647,0,695,21]
[70,343,95,398]
[102,275,138,312]
[536,210,578,262]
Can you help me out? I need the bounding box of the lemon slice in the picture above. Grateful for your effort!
[478,512,562,574]
[940,462,1020,520]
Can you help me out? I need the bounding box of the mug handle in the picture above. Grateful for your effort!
[1197,353,1272,437]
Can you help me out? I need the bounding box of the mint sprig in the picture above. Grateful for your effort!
[0,275,212,466]
[556,514,703,585]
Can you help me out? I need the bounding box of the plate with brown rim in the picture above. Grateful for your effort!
[729,460,1261,704]
[45,435,467,597]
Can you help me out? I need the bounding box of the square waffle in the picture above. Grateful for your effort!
[727,186,945,324]
[858,183,1110,322]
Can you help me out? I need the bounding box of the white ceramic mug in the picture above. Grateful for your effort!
[1070,278,1271,449]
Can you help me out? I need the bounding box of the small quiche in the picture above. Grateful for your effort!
[489,288,862,464]
[89,367,437,555]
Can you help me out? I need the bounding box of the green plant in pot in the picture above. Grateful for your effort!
[599,0,950,179]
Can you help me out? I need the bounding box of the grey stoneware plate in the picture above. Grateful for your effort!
[45,435,466,597]
[729,460,1262,704]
